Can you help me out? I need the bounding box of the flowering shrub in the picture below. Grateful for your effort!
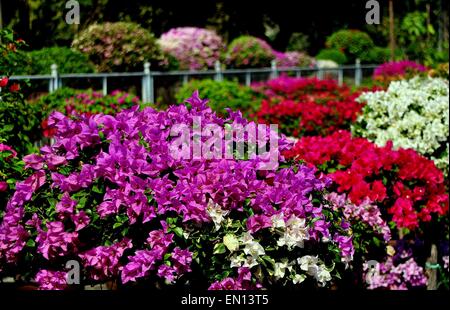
[158,27,225,70]
[226,36,275,68]
[273,51,315,68]
[72,22,163,72]
[253,77,373,137]
[284,131,448,230]
[257,99,363,137]
[364,254,428,290]
[0,92,381,290]
[252,77,353,102]
[373,61,427,84]
[355,77,449,175]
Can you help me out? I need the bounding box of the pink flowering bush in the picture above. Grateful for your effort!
[274,51,315,68]
[158,27,225,70]
[0,92,394,290]
[226,36,275,68]
[364,253,428,290]
[373,61,427,84]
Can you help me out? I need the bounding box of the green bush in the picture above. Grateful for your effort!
[315,48,348,65]
[72,22,163,72]
[326,29,374,63]
[20,47,95,75]
[175,79,261,116]
[358,46,391,64]
[225,36,275,68]
[0,98,43,156]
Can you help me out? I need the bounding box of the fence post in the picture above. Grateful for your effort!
[355,59,361,87]
[142,62,153,103]
[317,65,324,80]
[270,60,278,79]
[245,72,251,86]
[50,64,58,93]
[102,76,108,96]
[296,69,301,78]
[338,68,344,86]
[214,61,223,82]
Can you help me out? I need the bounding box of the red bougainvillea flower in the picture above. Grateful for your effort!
[9,83,20,92]
[0,77,9,88]
[284,131,448,230]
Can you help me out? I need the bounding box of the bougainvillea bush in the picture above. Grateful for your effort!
[273,51,315,68]
[373,61,427,85]
[284,131,448,231]
[158,27,225,70]
[0,92,399,290]
[252,76,354,103]
[226,36,275,69]
[257,99,363,137]
[253,77,377,137]
[72,22,163,72]
[355,77,449,175]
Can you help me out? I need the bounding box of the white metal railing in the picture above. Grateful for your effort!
[9,59,377,103]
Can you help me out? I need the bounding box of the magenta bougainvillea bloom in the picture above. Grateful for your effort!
[373,60,427,78]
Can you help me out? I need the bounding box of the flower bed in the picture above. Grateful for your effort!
[284,131,448,230]
[0,92,383,290]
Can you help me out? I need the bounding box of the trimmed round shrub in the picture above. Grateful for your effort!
[72,22,163,72]
[175,79,261,116]
[325,30,374,63]
[226,36,275,68]
[359,46,390,64]
[20,47,95,75]
[158,27,225,70]
[316,49,347,65]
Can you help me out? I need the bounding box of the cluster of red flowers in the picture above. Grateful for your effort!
[257,99,362,136]
[284,131,448,230]
[0,77,20,92]
[254,77,381,137]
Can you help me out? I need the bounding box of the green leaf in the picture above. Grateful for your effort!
[26,239,36,247]
[213,243,226,255]
[172,227,183,238]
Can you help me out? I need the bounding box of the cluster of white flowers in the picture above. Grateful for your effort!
[355,77,449,174]
[207,201,230,231]
[272,255,332,286]
[271,213,311,249]
[226,221,333,287]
